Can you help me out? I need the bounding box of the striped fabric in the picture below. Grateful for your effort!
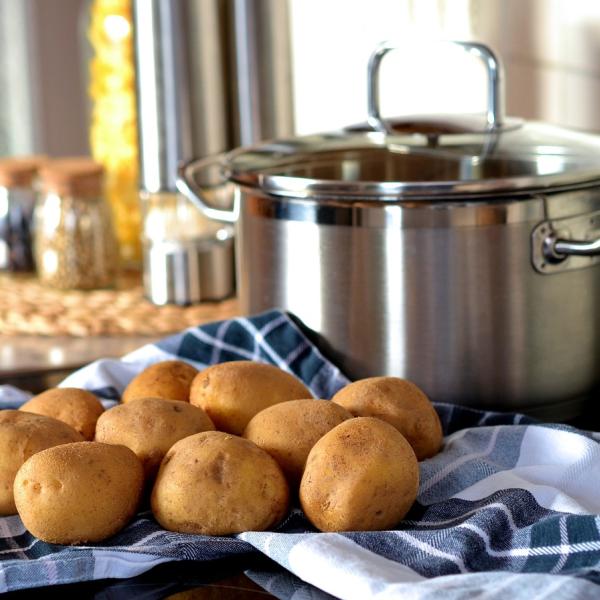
[0,309,599,599]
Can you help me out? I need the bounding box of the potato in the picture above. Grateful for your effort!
[332,377,443,460]
[122,360,198,403]
[151,431,289,536]
[243,399,353,487]
[300,417,419,532]
[189,361,312,434]
[20,388,104,440]
[14,442,144,544]
[95,397,215,480]
[0,410,84,515]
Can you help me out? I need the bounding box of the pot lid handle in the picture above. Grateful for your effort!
[367,40,505,133]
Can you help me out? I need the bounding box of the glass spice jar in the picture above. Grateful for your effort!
[0,158,42,272]
[34,158,118,289]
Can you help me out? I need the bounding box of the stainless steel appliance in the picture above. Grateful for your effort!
[132,0,293,304]
[178,41,600,419]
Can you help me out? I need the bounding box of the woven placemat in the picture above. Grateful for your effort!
[0,273,240,337]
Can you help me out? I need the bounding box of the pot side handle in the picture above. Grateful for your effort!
[367,40,505,133]
[549,235,600,259]
[532,213,600,273]
[176,156,238,224]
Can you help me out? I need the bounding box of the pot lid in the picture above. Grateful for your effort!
[225,40,600,201]
[226,118,600,200]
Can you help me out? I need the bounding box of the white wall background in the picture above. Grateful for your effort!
[3,0,600,155]
[476,0,600,131]
[289,0,600,135]
[0,0,89,157]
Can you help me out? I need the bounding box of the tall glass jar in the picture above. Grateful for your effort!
[0,158,42,272]
[86,0,141,267]
[34,158,118,289]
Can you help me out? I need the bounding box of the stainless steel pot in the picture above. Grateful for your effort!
[178,41,600,420]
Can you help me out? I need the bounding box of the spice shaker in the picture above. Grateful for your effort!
[141,190,235,305]
[34,158,118,289]
[0,158,42,272]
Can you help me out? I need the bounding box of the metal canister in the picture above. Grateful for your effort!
[0,158,41,272]
[230,0,295,145]
[132,0,234,304]
[132,0,294,305]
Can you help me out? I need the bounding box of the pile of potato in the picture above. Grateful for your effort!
[1,360,443,544]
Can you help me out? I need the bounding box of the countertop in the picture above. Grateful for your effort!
[0,270,239,391]
[0,334,161,393]
[0,334,160,377]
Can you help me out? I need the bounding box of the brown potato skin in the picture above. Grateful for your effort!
[243,399,353,487]
[0,410,84,515]
[95,397,215,480]
[20,388,104,440]
[151,431,289,536]
[189,361,312,435]
[122,360,198,403]
[332,377,443,460]
[299,417,419,532]
[14,442,144,545]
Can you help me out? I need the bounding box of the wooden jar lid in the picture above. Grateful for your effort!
[40,158,105,198]
[0,156,46,188]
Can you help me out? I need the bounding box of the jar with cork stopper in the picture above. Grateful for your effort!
[0,157,45,272]
[34,158,118,289]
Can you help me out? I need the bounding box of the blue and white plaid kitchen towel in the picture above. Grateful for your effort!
[1,309,600,599]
